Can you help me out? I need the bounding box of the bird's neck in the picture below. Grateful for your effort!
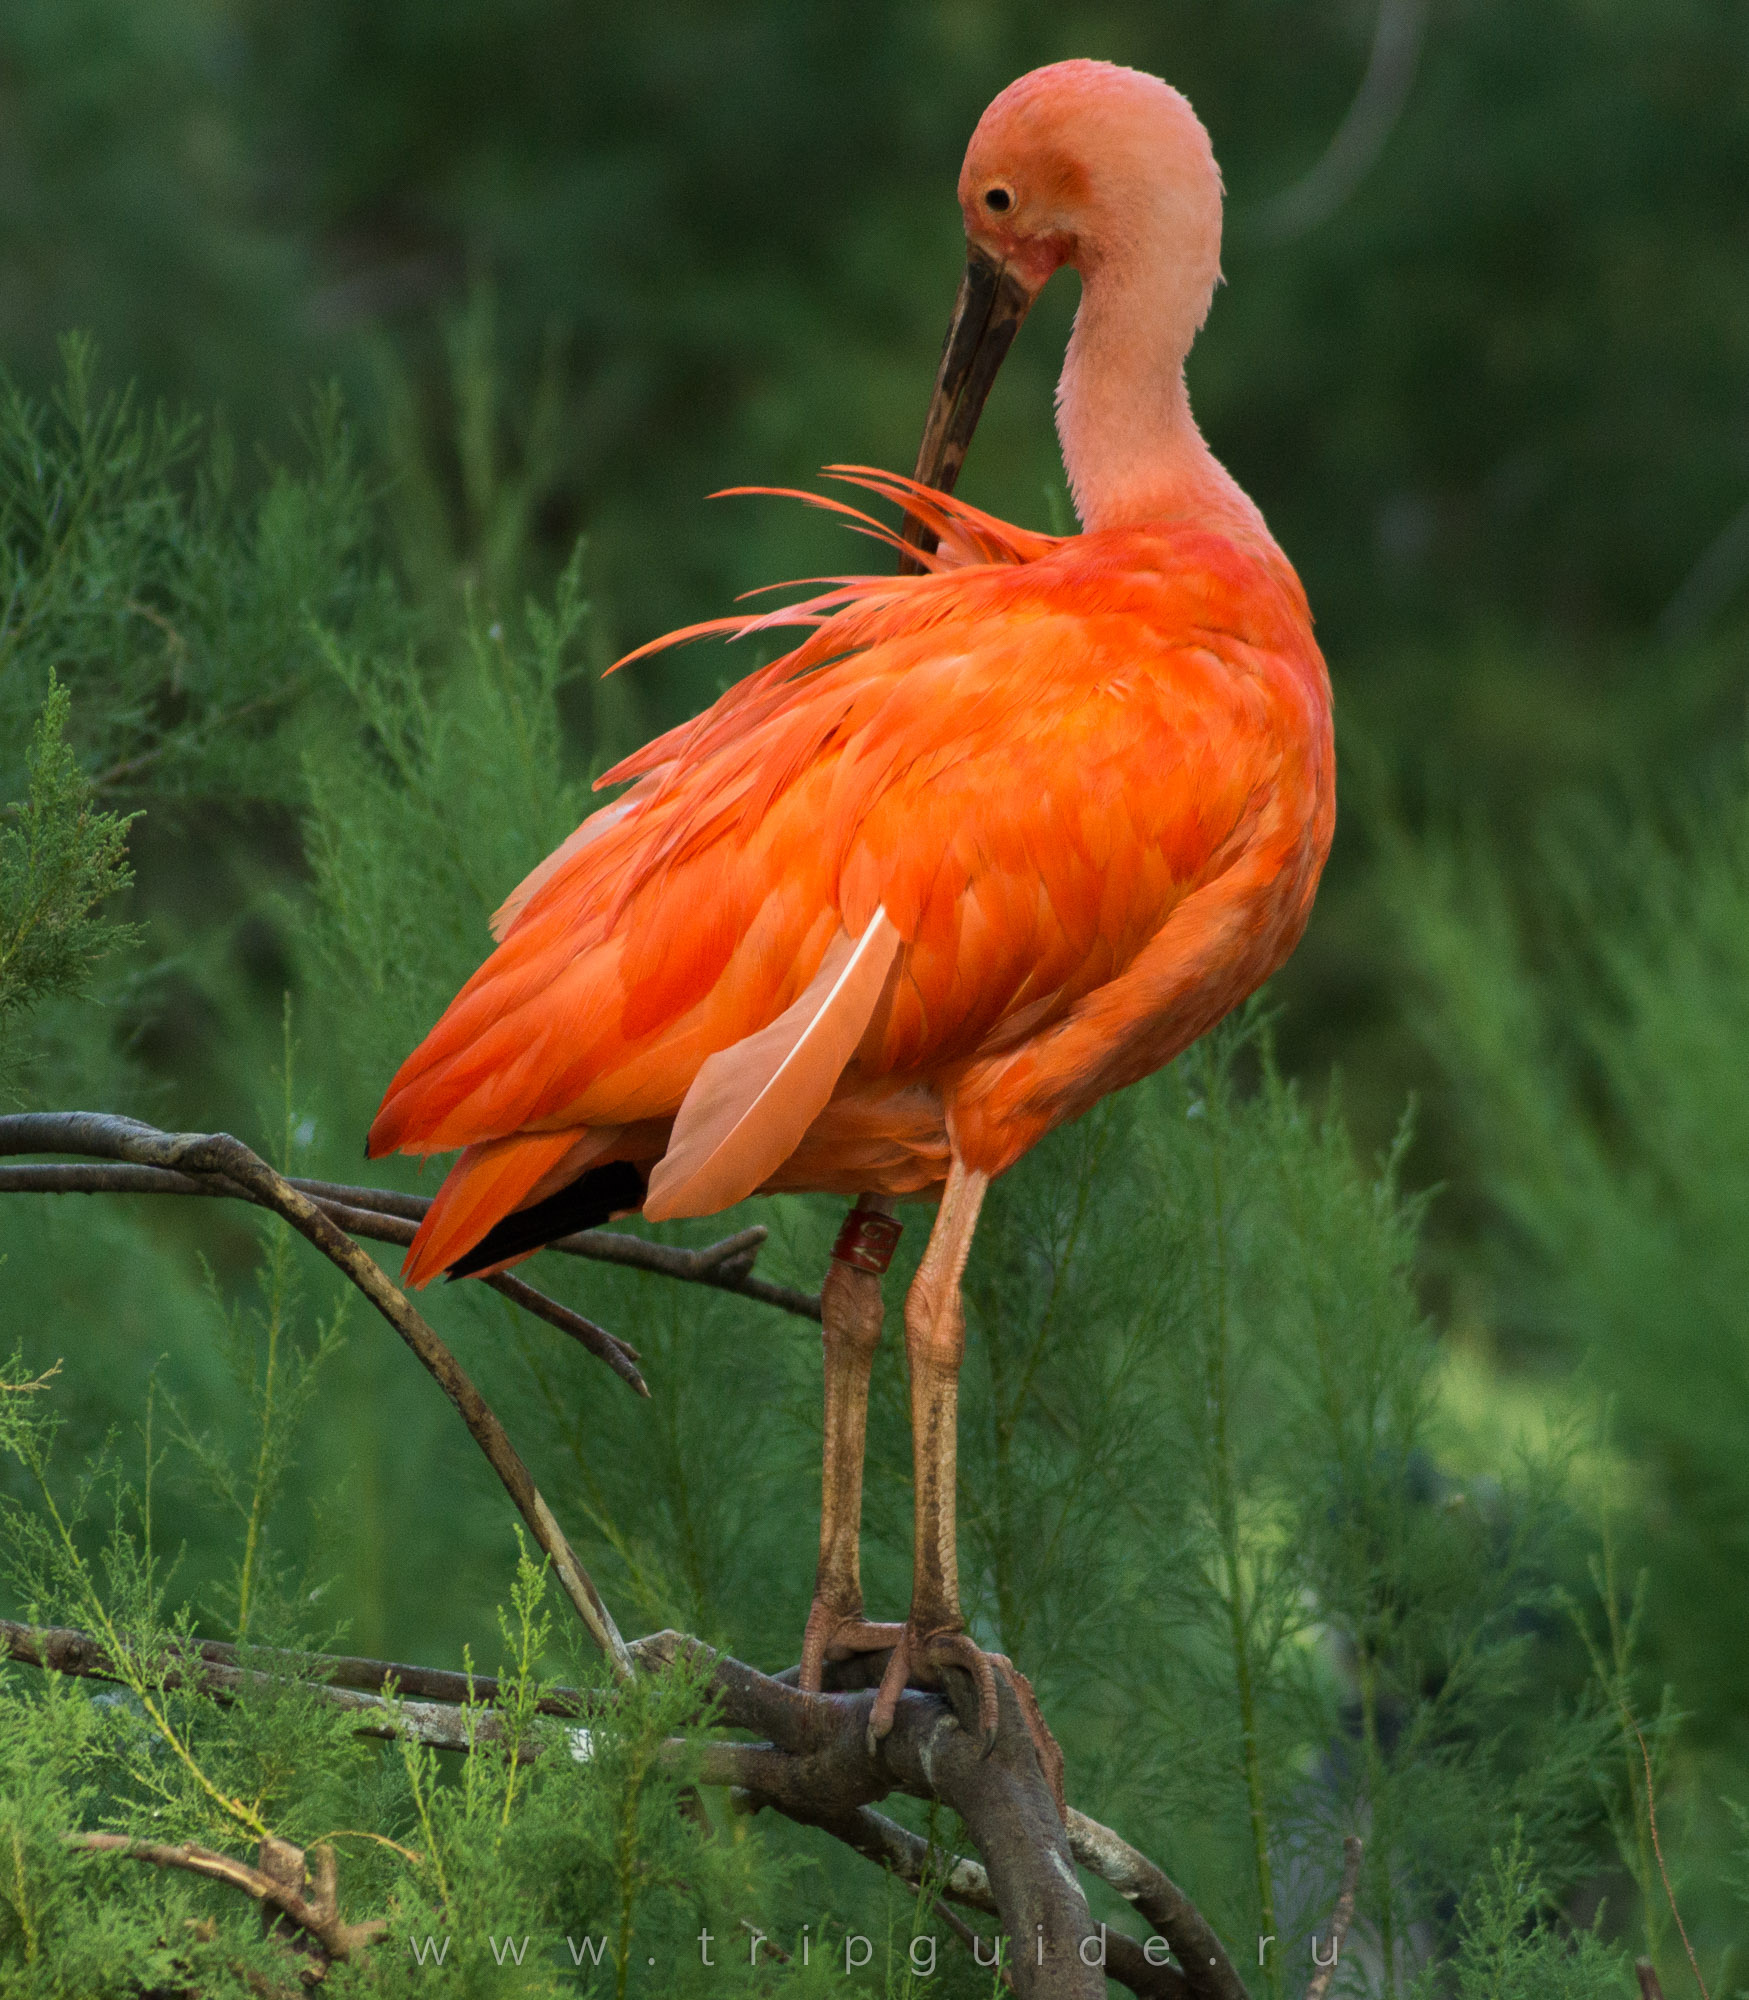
[1055,259,1263,540]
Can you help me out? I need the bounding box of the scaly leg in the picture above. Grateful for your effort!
[866,1161,1064,1804]
[799,1196,904,1691]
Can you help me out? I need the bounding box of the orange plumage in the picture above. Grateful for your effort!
[369,469,1334,1284]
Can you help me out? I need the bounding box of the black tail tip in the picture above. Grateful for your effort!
[444,1159,647,1281]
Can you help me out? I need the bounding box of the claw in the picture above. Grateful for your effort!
[806,1604,1063,1814]
[868,1640,909,1750]
[922,1628,1001,1749]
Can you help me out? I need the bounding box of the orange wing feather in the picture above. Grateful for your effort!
[370,477,1334,1282]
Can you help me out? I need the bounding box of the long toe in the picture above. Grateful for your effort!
[867,1642,913,1753]
[799,1598,905,1695]
[921,1630,1002,1751]
[986,1652,1066,1819]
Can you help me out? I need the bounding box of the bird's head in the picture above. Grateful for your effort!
[904,60,1224,561]
[958,60,1222,301]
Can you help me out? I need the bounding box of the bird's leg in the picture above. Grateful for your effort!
[799,1195,904,1692]
[866,1162,1064,1804]
[901,1163,984,1650]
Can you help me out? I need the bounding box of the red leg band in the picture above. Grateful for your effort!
[832,1208,902,1275]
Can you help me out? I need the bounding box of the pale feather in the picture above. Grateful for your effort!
[642,907,901,1221]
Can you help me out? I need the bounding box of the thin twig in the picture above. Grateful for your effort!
[293,1198,649,1395]
[1305,1834,1363,2000]
[741,1918,792,1964]
[1634,1724,1709,2000]
[0,1155,821,1318]
[0,1115,632,1677]
[0,1160,646,1393]
[67,1832,384,1964]
[0,1617,599,1722]
[0,1359,62,1395]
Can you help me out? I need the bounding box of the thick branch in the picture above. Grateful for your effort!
[1064,1810,1248,2000]
[734,1796,1189,2000]
[643,1631,1103,2000]
[0,1115,632,1676]
[0,1618,598,1743]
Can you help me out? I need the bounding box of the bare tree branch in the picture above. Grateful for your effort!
[279,1195,650,1396]
[3,1113,1243,1998]
[0,1151,821,1319]
[1062,1809,1248,2000]
[757,1801,1189,2000]
[68,1831,384,1967]
[645,1630,1170,2000]
[0,1616,594,1714]
[0,1114,632,1676]
[1304,1835,1363,2000]
[0,1158,647,1393]
[0,1618,593,1757]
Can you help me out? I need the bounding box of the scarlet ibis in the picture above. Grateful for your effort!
[369,59,1334,1759]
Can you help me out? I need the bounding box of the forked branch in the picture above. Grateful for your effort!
[0,1126,821,1319]
[69,1831,383,1972]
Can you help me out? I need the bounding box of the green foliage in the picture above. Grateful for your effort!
[937,1025,1611,1993]
[0,337,387,813]
[1418,1827,1631,2000]
[3,0,1745,1946]
[163,1014,353,1645]
[0,679,136,1088]
[1390,768,1749,1738]
[0,1356,821,1997]
[302,544,593,1097]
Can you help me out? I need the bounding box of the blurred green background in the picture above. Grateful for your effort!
[4,0,1749,1984]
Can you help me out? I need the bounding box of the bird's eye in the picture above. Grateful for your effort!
[983,186,1013,213]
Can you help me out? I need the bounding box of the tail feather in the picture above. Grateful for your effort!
[401,1129,588,1289]
[445,1159,647,1279]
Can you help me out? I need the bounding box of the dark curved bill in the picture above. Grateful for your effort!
[898,245,1036,572]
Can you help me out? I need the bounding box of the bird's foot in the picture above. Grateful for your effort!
[797,1596,905,1694]
[866,1620,1065,1815]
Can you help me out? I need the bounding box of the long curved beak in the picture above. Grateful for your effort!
[899,245,1036,572]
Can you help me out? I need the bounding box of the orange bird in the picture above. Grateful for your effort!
[370,60,1334,1750]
